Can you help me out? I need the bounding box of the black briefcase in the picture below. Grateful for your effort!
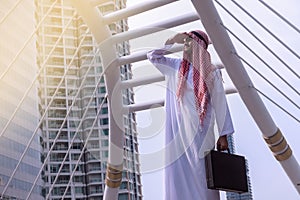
[205,150,249,193]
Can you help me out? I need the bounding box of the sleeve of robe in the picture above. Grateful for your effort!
[210,68,235,136]
[147,45,180,76]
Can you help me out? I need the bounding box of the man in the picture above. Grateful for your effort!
[147,30,234,199]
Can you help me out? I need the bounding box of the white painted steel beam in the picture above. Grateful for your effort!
[118,45,183,65]
[118,45,225,68]
[124,99,165,113]
[72,0,111,44]
[124,87,237,113]
[118,50,149,65]
[121,74,165,89]
[191,0,300,194]
[103,0,178,24]
[111,13,199,43]
[71,1,124,199]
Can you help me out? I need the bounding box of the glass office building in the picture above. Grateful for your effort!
[0,0,44,199]
[35,0,142,199]
[226,135,253,200]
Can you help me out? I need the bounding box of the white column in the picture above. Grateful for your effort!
[71,1,124,199]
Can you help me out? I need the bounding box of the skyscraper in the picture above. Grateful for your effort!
[0,0,44,199]
[226,135,253,200]
[35,0,142,199]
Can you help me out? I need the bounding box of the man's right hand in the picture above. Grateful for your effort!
[165,33,188,45]
[217,135,229,151]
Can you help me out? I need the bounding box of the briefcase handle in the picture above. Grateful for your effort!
[216,147,231,154]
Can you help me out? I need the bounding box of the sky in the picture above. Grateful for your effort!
[126,0,300,200]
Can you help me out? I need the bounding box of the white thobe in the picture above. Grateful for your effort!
[147,46,234,200]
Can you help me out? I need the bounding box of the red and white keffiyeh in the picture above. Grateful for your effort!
[176,30,215,126]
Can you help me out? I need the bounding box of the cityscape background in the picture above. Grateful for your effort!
[1,0,142,199]
[0,0,299,200]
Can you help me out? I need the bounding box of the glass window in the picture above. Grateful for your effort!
[101,140,108,147]
[75,187,83,194]
[100,118,108,125]
[120,182,127,190]
[119,194,129,200]
[102,151,108,158]
[99,86,106,93]
[101,129,109,136]
[101,107,108,114]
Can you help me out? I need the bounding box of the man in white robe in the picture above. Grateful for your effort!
[147,30,234,200]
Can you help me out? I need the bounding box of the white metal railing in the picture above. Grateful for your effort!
[215,0,300,92]
[258,0,300,34]
[111,13,199,43]
[72,0,300,198]
[102,0,178,24]
[214,0,300,124]
[1,0,299,199]
[231,0,300,61]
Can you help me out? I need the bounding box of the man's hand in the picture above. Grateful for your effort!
[217,135,228,151]
[165,33,188,45]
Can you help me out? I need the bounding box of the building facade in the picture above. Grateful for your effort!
[35,0,142,199]
[0,0,44,199]
[226,135,253,200]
